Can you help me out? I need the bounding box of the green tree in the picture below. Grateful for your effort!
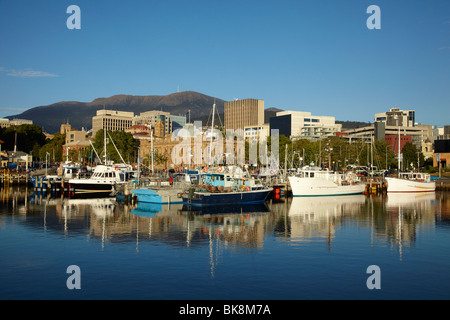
[92,129,138,164]
[0,124,46,153]
[402,142,424,171]
[38,132,66,162]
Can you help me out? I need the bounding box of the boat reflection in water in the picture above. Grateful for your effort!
[288,195,366,248]
[386,192,436,210]
[384,192,436,259]
[181,203,270,216]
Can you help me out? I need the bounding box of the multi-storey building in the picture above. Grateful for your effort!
[0,118,33,128]
[375,108,415,127]
[244,124,270,141]
[92,109,134,137]
[224,99,264,130]
[133,111,172,136]
[269,111,341,140]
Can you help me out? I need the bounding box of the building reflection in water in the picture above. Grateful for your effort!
[0,186,446,266]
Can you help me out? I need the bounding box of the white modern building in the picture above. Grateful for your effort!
[269,111,341,140]
[244,124,270,141]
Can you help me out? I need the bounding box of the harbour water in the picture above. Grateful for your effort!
[1,186,449,300]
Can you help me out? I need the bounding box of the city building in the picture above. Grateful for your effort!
[62,129,91,162]
[343,122,435,155]
[224,99,264,130]
[92,109,134,137]
[375,108,415,127]
[269,111,341,140]
[0,118,33,128]
[385,134,412,154]
[244,124,270,141]
[133,111,172,136]
[60,122,72,135]
[126,120,166,140]
[169,114,187,131]
[434,139,450,168]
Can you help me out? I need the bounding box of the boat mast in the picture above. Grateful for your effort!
[209,101,215,166]
[108,131,126,165]
[151,130,154,174]
[104,128,107,165]
[398,125,401,176]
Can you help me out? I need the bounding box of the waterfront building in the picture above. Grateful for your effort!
[92,109,134,137]
[269,111,341,140]
[224,99,264,130]
[375,108,415,127]
[433,139,450,168]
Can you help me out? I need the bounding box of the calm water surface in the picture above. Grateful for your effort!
[1,187,449,300]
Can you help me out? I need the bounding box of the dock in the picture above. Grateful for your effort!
[0,172,30,186]
[361,177,386,195]
[435,178,450,191]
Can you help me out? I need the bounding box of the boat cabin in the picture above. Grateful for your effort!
[90,165,135,183]
[398,172,431,183]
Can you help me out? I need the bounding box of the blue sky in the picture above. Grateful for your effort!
[0,0,449,126]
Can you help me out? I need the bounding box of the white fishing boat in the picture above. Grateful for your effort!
[67,163,136,196]
[288,166,366,197]
[385,172,435,193]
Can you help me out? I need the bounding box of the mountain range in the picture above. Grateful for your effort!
[7,91,227,134]
[6,91,369,134]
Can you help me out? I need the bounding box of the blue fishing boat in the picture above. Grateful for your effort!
[131,187,183,204]
[180,173,272,207]
[131,202,162,217]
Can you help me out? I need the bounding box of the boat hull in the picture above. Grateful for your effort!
[131,187,183,204]
[385,177,435,193]
[288,176,366,197]
[66,180,115,195]
[182,188,272,206]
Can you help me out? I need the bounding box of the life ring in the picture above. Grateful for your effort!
[175,167,179,173]
[114,166,119,171]
[180,167,184,173]
[202,166,208,173]
[217,166,223,173]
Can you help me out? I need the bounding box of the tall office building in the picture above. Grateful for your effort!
[224,99,264,130]
[92,109,134,137]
